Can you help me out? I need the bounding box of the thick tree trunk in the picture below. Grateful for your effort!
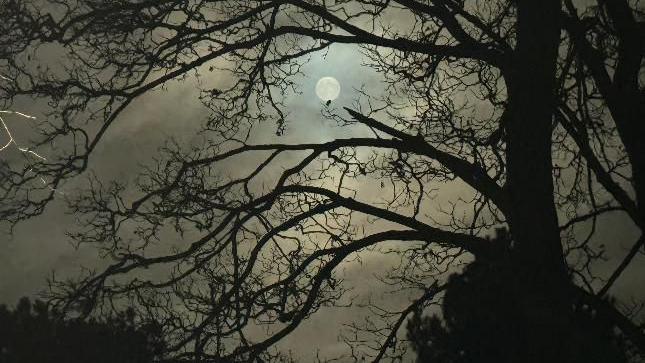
[507,0,564,275]
[602,0,645,226]
[505,0,573,360]
[611,94,645,225]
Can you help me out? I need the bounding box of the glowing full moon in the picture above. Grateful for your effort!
[315,77,341,101]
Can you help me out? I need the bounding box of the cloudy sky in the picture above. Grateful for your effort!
[0,41,426,359]
[1,3,643,361]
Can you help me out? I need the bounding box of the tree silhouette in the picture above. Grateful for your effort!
[406,229,634,362]
[0,0,643,361]
[0,297,165,363]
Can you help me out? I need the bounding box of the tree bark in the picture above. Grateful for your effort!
[601,0,645,225]
[505,0,573,360]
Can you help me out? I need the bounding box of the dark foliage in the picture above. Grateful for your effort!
[0,297,165,363]
[408,231,632,363]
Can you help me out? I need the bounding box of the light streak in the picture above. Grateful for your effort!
[0,110,38,119]
[0,112,44,160]
[1,75,61,193]
[0,115,14,152]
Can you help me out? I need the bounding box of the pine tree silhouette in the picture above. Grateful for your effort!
[0,298,165,363]
[407,229,630,363]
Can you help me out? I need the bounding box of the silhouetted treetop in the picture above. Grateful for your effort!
[0,297,165,363]
[407,230,637,362]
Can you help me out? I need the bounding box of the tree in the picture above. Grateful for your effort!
[0,297,165,363]
[0,0,643,361]
[406,229,634,362]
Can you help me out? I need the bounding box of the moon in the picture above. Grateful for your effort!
[315,77,341,102]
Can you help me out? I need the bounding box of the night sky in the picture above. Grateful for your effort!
[1,1,643,361]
